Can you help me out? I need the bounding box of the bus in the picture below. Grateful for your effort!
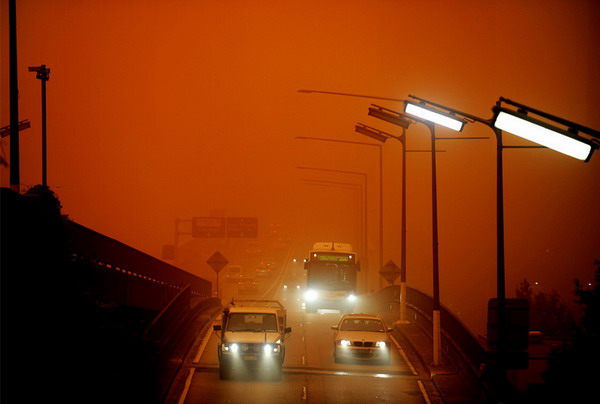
[303,242,360,313]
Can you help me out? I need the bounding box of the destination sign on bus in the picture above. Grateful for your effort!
[314,253,353,262]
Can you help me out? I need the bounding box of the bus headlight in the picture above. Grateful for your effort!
[304,289,318,302]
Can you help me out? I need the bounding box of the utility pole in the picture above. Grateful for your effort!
[29,65,51,186]
[9,0,20,191]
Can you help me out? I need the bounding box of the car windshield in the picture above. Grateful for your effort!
[226,313,278,332]
[340,318,385,332]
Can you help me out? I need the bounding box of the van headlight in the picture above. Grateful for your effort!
[263,343,281,354]
[304,289,318,302]
[223,343,239,352]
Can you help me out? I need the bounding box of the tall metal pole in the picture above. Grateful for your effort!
[494,125,508,391]
[41,66,48,186]
[378,144,383,292]
[428,123,442,366]
[399,130,408,322]
[30,65,51,186]
[9,0,20,191]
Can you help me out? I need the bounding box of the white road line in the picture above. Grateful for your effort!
[417,380,432,404]
[390,334,417,376]
[193,318,220,364]
[177,368,195,404]
[301,355,305,366]
[302,385,307,400]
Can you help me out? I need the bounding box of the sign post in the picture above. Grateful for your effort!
[206,251,229,299]
[379,260,400,285]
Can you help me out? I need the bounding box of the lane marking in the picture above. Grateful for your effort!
[192,365,417,378]
[302,385,307,401]
[418,380,432,404]
[390,334,417,376]
[193,317,221,364]
[177,368,195,404]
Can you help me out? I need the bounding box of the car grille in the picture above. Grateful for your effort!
[352,341,374,347]
[241,343,263,352]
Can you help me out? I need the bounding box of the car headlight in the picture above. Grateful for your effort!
[375,341,387,348]
[347,294,357,302]
[340,339,351,347]
[304,289,318,302]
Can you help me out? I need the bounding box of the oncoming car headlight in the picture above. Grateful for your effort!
[375,341,387,348]
[346,294,357,302]
[304,289,318,302]
[339,339,351,347]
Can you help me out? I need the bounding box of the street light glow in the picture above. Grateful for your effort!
[404,101,465,132]
[493,108,596,162]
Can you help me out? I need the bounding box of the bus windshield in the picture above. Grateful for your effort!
[307,262,356,291]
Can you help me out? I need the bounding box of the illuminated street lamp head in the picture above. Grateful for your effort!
[404,101,465,132]
[355,123,393,143]
[368,105,411,129]
[492,106,598,162]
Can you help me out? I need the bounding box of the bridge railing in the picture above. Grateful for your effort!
[66,220,212,304]
[406,286,487,372]
[365,285,491,401]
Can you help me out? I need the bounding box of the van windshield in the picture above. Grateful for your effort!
[227,313,278,332]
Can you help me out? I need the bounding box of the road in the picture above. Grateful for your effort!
[172,243,432,403]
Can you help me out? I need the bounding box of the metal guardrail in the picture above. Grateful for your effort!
[366,286,488,385]
[66,219,211,298]
[406,286,487,374]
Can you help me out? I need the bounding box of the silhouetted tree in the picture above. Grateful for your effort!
[539,261,600,402]
[515,279,574,337]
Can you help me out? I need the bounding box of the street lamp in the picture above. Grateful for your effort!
[404,101,466,132]
[28,65,51,186]
[400,100,486,366]
[492,97,598,162]
[295,136,384,292]
[404,93,599,381]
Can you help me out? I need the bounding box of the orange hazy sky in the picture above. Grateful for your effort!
[2,0,599,336]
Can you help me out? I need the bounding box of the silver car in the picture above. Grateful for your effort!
[331,313,392,364]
